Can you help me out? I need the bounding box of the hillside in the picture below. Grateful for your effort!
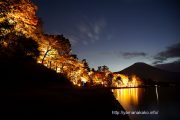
[0,60,71,88]
[117,62,180,83]
[0,60,128,120]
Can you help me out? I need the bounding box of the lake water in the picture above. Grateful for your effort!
[112,86,180,120]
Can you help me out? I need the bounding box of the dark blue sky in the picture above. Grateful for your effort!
[32,0,180,71]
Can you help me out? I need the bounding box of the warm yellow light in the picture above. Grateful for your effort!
[113,88,139,111]
[119,74,129,87]
[81,77,87,83]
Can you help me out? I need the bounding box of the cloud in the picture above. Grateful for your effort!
[97,51,147,59]
[153,42,180,64]
[122,52,147,59]
[77,18,106,45]
[56,17,106,46]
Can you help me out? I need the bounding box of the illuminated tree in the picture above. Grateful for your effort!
[106,73,113,86]
[0,0,39,38]
[0,0,93,86]
[0,19,14,37]
[38,34,71,64]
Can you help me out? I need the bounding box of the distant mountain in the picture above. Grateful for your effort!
[117,62,180,83]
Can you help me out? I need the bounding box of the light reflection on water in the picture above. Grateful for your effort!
[112,87,180,120]
[112,87,159,120]
[113,88,142,111]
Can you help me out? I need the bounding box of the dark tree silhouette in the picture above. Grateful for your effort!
[82,59,90,72]
[97,65,109,72]
[0,33,39,61]
[102,65,109,72]
[97,66,102,72]
[70,54,78,59]
[91,68,95,72]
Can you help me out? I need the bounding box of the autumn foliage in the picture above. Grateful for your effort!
[0,0,91,86]
[0,0,38,37]
[0,0,142,87]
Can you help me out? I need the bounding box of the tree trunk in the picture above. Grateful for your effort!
[42,50,50,64]
[56,63,58,72]
[49,61,52,69]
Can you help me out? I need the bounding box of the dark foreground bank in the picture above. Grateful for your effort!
[0,86,129,120]
[0,61,129,120]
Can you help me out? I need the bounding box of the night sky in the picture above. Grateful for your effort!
[32,0,180,72]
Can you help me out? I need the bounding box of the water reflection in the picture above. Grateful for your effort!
[113,87,180,120]
[113,88,142,111]
[155,85,159,104]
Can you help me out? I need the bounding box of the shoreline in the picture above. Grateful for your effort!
[0,83,130,120]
